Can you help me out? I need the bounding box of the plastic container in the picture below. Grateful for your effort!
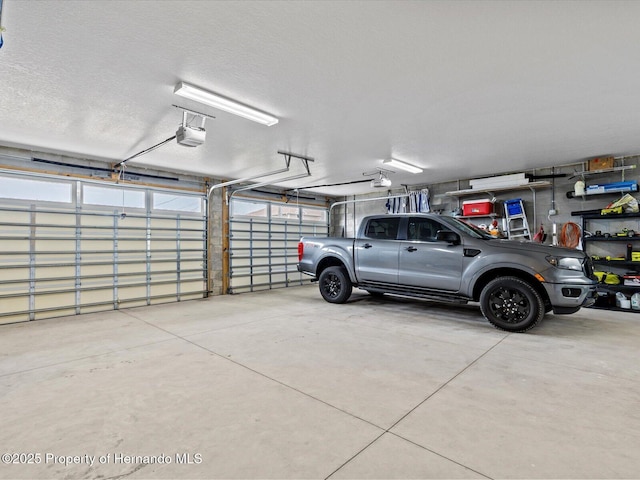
[586,181,638,194]
[616,292,631,309]
[462,199,493,216]
[632,293,640,310]
[505,199,523,215]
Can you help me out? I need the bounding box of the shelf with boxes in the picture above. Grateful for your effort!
[580,212,640,312]
[567,155,638,199]
[566,180,638,199]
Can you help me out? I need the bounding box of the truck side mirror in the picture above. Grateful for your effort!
[436,230,461,245]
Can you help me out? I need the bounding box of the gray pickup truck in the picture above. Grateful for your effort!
[298,214,597,332]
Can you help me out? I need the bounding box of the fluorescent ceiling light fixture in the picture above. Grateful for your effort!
[174,82,279,126]
[383,158,423,174]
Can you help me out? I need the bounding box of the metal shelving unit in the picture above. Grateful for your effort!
[580,212,640,313]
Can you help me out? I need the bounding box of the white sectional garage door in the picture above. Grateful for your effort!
[0,171,207,325]
[229,198,328,293]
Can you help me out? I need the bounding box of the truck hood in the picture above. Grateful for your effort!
[488,239,586,258]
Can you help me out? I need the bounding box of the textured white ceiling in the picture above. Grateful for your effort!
[1,0,639,196]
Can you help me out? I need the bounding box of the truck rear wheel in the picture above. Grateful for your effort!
[318,266,352,304]
[479,276,545,332]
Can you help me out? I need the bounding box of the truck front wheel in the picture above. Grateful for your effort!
[479,276,545,332]
[318,266,352,304]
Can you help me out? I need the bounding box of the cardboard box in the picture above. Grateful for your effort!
[588,156,615,171]
[462,199,493,216]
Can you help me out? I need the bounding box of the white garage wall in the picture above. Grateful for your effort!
[0,170,207,325]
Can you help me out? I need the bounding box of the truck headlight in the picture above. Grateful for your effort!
[546,256,583,271]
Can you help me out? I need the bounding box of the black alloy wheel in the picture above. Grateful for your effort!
[318,266,352,304]
[479,276,545,332]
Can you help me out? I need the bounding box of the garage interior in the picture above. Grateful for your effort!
[1,1,640,479]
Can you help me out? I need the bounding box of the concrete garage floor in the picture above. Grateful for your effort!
[1,285,639,480]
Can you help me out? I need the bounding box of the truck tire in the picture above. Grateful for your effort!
[318,266,352,304]
[479,276,545,332]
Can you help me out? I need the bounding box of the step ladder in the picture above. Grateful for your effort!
[504,198,531,240]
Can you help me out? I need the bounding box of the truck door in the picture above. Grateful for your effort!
[399,217,463,291]
[355,217,401,284]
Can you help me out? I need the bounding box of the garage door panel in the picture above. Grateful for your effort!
[79,288,112,306]
[117,285,148,300]
[179,280,206,292]
[178,293,204,302]
[180,258,203,268]
[180,273,204,283]
[119,299,148,308]
[150,283,177,297]
[81,255,117,266]
[38,212,75,226]
[0,174,207,323]
[35,278,75,291]
[80,219,113,231]
[0,314,28,325]
[117,239,147,249]
[0,293,29,312]
[0,283,28,298]
[1,238,29,250]
[229,201,327,293]
[122,216,147,228]
[117,263,148,275]
[181,257,205,267]
[180,238,204,247]
[270,273,288,284]
[34,239,76,252]
[36,265,75,279]
[152,272,178,282]
[81,304,115,314]
[180,233,204,242]
[0,255,30,267]
[2,267,30,281]
[34,308,76,321]
[35,292,75,310]
[151,240,176,250]
[149,262,174,273]
[80,264,114,277]
[84,240,114,251]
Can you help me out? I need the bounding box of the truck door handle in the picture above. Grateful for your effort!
[363,243,373,249]
[405,246,418,252]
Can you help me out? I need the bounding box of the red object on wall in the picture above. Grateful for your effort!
[462,200,493,216]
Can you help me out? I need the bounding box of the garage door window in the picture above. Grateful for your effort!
[153,192,202,213]
[0,176,72,203]
[83,185,145,209]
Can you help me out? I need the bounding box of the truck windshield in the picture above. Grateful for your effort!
[447,218,494,239]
